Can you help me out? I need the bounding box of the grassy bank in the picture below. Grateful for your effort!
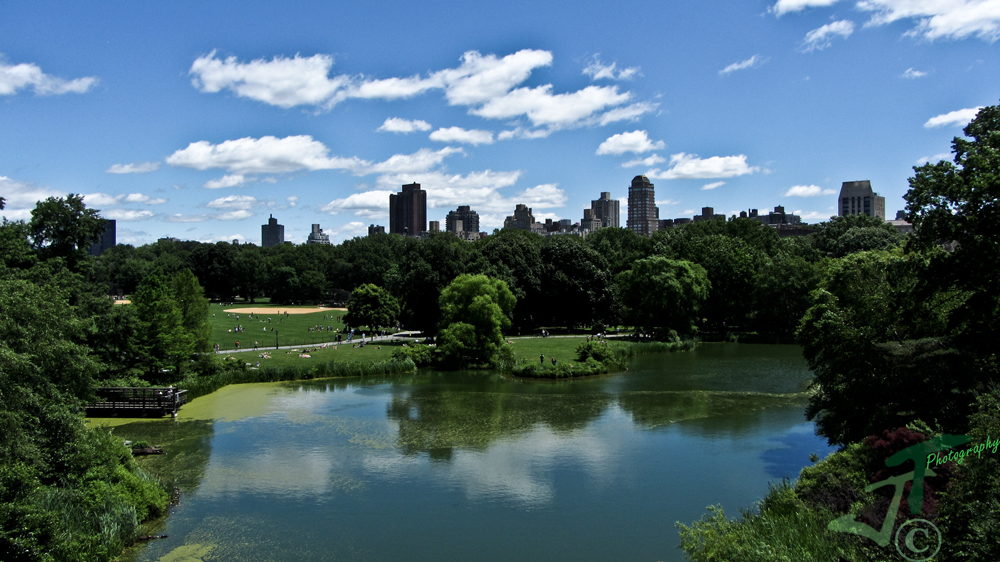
[178,357,416,401]
[509,339,696,378]
[208,304,353,351]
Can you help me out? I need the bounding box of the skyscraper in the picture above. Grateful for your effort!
[838,180,885,220]
[389,183,427,236]
[446,206,480,234]
[261,214,284,247]
[627,175,659,236]
[306,224,331,244]
[88,219,116,256]
[591,192,619,228]
[503,204,536,230]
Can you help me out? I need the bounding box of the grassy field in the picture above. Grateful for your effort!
[218,334,594,370]
[209,303,355,351]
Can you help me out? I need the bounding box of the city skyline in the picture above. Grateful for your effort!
[1,1,996,245]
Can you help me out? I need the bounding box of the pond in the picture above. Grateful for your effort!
[109,343,835,562]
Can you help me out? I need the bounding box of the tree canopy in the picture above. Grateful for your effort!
[437,274,516,364]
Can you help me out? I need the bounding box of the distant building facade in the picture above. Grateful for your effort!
[838,180,885,220]
[262,214,284,247]
[429,221,440,233]
[446,206,480,235]
[740,206,802,226]
[581,209,602,232]
[503,204,537,231]
[368,224,385,236]
[692,207,726,222]
[88,219,116,256]
[591,192,620,228]
[306,224,331,245]
[389,182,427,236]
[627,175,659,237]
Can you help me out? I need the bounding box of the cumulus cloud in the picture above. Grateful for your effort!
[206,195,259,210]
[797,210,835,221]
[702,181,726,190]
[924,106,983,127]
[719,55,766,75]
[189,49,652,135]
[647,153,759,180]
[166,135,460,176]
[858,0,1000,41]
[802,20,855,51]
[320,190,395,218]
[771,0,841,16]
[0,60,98,96]
[783,184,837,196]
[596,130,665,155]
[429,126,494,145]
[102,209,154,221]
[165,213,211,222]
[106,162,161,174]
[582,55,640,81]
[902,67,928,78]
[377,117,432,133]
[621,154,666,168]
[83,192,166,206]
[123,193,166,204]
[916,152,953,164]
[216,210,253,220]
[0,176,63,220]
[204,174,251,189]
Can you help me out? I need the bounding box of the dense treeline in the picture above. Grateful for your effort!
[94,209,902,337]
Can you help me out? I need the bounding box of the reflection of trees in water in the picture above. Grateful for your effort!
[386,388,613,457]
[110,420,215,493]
[616,390,809,437]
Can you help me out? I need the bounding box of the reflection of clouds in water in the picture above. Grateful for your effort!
[197,448,355,498]
[445,422,626,507]
[362,452,421,477]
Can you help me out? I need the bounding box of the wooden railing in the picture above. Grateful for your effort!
[86,387,188,418]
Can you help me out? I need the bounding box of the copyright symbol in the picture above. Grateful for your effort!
[895,519,941,562]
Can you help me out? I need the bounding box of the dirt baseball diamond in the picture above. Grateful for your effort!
[224,307,346,315]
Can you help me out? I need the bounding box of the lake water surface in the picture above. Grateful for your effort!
[111,343,835,562]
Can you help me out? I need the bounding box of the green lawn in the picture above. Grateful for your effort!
[208,304,355,351]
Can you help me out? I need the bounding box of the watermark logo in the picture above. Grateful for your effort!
[827,434,970,561]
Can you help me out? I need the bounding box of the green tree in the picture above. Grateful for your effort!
[344,283,400,329]
[131,272,194,379]
[232,246,270,303]
[468,230,543,329]
[616,256,710,335]
[171,269,211,352]
[438,274,516,364]
[539,237,616,328]
[27,194,105,269]
[811,214,901,258]
[905,101,1000,373]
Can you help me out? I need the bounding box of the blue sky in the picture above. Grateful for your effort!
[1,0,997,244]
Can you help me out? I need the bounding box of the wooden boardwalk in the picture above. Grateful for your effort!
[86,387,188,418]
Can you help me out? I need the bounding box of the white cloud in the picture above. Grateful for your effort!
[321,190,394,218]
[377,117,432,133]
[374,170,524,212]
[0,176,63,220]
[83,192,166,207]
[0,60,98,96]
[902,67,927,78]
[597,102,659,126]
[206,195,259,210]
[472,84,633,130]
[106,162,161,174]
[102,209,154,221]
[166,135,459,176]
[802,20,855,51]
[515,184,567,208]
[771,0,841,16]
[287,196,298,207]
[719,55,766,75]
[916,152,952,164]
[216,210,254,220]
[924,106,983,127]
[596,130,665,155]
[798,210,835,221]
[783,184,837,196]
[204,174,251,189]
[858,0,1000,41]
[702,181,726,190]
[656,199,681,206]
[429,126,494,145]
[582,55,641,81]
[123,193,166,204]
[328,221,369,241]
[621,154,666,168]
[165,213,211,222]
[647,153,760,180]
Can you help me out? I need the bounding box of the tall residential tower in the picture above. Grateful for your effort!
[838,180,885,220]
[389,182,427,236]
[627,175,659,237]
[261,215,284,247]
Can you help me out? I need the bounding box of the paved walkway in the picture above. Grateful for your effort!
[213,331,423,354]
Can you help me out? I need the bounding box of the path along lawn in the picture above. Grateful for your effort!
[223,335,593,370]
